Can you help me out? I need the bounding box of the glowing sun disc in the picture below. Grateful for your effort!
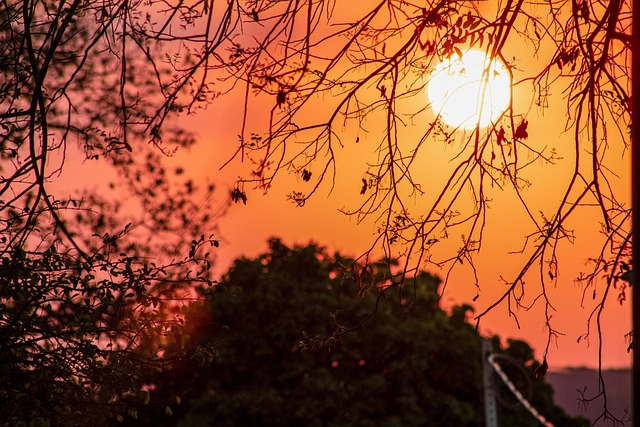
[428,50,511,129]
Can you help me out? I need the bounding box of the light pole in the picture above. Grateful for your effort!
[483,339,499,427]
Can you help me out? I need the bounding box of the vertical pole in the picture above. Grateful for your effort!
[483,339,499,427]
[632,1,639,427]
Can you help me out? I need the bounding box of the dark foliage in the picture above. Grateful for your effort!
[139,240,588,427]
[0,2,220,425]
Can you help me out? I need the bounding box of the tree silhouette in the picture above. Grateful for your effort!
[0,2,221,425]
[1,1,632,425]
[185,0,630,391]
[215,0,632,354]
[149,1,629,421]
[138,239,589,427]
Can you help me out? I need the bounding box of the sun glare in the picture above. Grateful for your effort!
[428,50,511,129]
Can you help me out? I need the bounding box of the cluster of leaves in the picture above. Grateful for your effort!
[0,194,222,426]
[133,240,588,427]
[0,1,222,425]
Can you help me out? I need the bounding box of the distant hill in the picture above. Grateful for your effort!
[546,368,631,426]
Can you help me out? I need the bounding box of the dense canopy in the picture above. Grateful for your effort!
[136,239,588,427]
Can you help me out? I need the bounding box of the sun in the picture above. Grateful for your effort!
[428,50,511,129]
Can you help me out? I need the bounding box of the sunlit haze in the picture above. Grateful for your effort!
[52,2,632,372]
[428,50,511,129]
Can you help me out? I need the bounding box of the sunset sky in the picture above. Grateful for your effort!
[164,66,632,370]
[174,32,631,371]
[54,1,632,371]
[6,2,636,426]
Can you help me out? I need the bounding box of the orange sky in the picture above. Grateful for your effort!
[160,36,633,370]
[149,74,631,371]
[54,2,632,370]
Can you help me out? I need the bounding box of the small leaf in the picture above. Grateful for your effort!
[231,188,247,204]
[165,406,173,416]
[514,120,529,140]
[462,12,473,29]
[360,178,367,195]
[496,127,506,146]
[276,89,286,107]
